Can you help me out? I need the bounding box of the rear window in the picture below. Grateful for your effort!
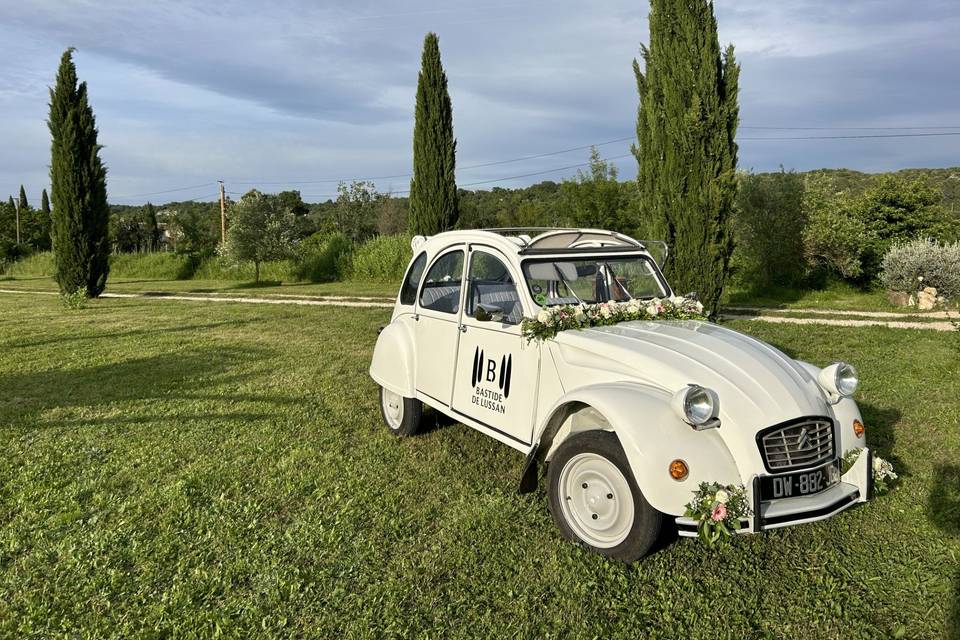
[399,252,427,305]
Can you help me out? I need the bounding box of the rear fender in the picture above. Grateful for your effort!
[534,381,742,516]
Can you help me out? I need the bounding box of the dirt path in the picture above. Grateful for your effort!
[2,288,955,330]
[722,312,955,332]
[726,305,954,320]
[0,288,393,309]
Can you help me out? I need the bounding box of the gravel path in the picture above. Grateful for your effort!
[726,305,954,320]
[0,288,393,308]
[722,312,955,332]
[2,288,954,330]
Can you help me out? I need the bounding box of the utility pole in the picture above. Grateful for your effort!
[218,180,226,243]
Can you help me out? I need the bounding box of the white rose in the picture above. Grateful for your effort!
[536,310,551,324]
[600,305,612,318]
[645,303,659,316]
[715,489,730,504]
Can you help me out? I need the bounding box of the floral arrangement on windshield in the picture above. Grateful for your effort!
[683,482,751,545]
[521,296,706,343]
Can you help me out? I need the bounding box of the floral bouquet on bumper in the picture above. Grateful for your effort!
[684,482,752,545]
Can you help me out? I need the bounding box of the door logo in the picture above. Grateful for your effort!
[469,347,513,415]
[470,347,513,398]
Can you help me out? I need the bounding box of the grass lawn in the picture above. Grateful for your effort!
[0,275,397,299]
[1,292,958,638]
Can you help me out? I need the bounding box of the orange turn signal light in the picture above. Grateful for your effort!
[853,419,865,438]
[669,459,689,481]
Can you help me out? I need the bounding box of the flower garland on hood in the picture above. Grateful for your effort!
[521,296,706,344]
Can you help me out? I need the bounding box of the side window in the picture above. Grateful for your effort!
[399,252,427,305]
[467,251,522,325]
[419,250,464,314]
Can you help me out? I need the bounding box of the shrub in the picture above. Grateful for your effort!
[3,251,54,276]
[881,238,960,299]
[191,256,295,282]
[348,234,412,283]
[293,232,353,282]
[732,169,806,289]
[109,253,196,280]
[59,289,88,310]
[802,178,872,281]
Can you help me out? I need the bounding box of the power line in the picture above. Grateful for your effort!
[741,125,960,131]
[297,152,637,199]
[226,136,634,186]
[111,127,960,201]
[111,181,216,199]
[739,131,960,141]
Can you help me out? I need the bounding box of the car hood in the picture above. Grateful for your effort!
[552,319,833,435]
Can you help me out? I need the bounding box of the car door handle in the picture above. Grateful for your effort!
[459,325,467,333]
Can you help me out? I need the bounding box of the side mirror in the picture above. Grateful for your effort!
[475,303,504,322]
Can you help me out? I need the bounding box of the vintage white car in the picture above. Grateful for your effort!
[369,228,874,561]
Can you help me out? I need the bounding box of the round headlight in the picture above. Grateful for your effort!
[671,385,720,429]
[835,362,859,397]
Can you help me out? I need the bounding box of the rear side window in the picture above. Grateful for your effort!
[419,251,464,314]
[399,252,427,305]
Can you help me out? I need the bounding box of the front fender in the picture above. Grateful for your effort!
[369,316,416,397]
[535,381,742,516]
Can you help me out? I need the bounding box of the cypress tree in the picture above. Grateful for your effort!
[2,197,14,243]
[35,188,52,251]
[633,0,739,316]
[408,32,458,236]
[18,185,29,211]
[144,202,160,251]
[48,48,110,296]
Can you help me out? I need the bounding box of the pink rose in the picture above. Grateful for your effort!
[710,503,727,522]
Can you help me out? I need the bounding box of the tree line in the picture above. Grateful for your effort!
[9,0,958,308]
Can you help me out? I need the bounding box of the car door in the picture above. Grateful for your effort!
[414,247,466,407]
[450,246,539,446]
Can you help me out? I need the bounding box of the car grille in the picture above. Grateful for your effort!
[759,418,835,471]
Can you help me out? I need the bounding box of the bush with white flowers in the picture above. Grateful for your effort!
[521,296,706,343]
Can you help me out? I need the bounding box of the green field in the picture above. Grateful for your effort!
[1,292,958,638]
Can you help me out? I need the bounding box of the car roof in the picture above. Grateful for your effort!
[412,228,654,259]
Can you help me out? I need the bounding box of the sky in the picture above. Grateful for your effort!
[1,0,958,205]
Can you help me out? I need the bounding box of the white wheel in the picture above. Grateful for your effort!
[378,387,423,437]
[557,452,636,549]
[381,389,404,430]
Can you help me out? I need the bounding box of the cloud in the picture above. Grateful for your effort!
[1,0,958,201]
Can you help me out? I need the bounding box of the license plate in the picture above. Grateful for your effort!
[760,460,840,500]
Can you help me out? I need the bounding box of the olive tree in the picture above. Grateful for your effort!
[221,190,298,282]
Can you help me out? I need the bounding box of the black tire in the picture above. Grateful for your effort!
[379,387,423,437]
[547,430,662,562]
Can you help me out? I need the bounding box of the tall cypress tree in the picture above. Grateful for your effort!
[408,32,458,236]
[48,48,110,296]
[18,185,29,211]
[143,202,160,251]
[35,188,52,251]
[633,0,739,316]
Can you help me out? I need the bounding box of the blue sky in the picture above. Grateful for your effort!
[1,0,958,204]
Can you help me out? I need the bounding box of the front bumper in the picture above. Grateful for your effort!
[676,447,872,537]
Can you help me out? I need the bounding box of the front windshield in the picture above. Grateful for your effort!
[522,255,668,306]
